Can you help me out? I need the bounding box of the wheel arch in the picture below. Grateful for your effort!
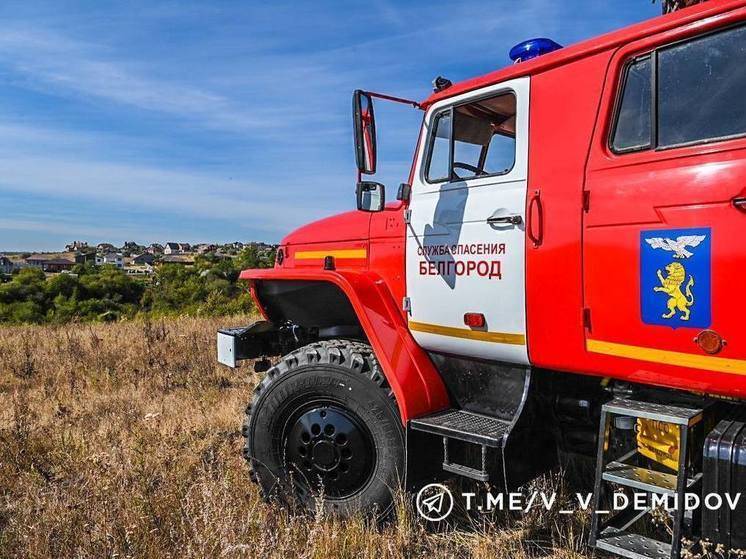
[242,269,450,422]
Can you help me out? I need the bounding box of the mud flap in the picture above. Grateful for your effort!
[404,427,449,492]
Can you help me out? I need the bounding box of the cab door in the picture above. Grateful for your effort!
[405,77,530,363]
[584,22,746,393]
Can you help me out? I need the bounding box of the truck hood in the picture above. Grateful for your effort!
[282,210,371,246]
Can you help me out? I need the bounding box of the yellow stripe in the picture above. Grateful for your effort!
[294,249,367,260]
[409,321,526,346]
[587,339,746,376]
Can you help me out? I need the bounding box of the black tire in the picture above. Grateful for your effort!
[243,340,405,517]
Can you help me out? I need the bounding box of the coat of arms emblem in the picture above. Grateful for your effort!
[640,228,711,329]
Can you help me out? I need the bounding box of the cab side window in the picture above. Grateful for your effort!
[658,25,746,147]
[425,91,516,183]
[612,25,746,153]
[426,111,452,183]
[612,57,652,152]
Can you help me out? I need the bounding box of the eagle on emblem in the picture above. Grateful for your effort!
[644,235,706,259]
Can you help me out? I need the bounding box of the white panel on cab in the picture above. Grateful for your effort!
[405,77,530,364]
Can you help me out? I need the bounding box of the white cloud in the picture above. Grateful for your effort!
[0,153,335,230]
[0,29,304,133]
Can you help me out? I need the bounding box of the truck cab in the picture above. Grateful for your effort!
[219,3,746,557]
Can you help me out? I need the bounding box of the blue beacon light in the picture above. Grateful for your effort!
[509,38,563,63]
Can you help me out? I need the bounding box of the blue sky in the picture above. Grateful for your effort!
[0,0,659,251]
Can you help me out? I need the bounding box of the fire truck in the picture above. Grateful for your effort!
[218,2,746,557]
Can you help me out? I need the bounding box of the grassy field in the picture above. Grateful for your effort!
[0,318,592,558]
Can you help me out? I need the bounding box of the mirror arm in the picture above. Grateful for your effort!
[363,91,422,110]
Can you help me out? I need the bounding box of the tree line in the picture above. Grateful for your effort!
[0,246,275,324]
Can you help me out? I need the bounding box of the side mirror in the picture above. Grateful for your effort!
[353,90,376,175]
[356,181,385,212]
[396,183,411,202]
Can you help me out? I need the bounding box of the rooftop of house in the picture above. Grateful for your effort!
[26,253,76,262]
[160,254,195,264]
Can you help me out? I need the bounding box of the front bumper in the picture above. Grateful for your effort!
[216,321,279,368]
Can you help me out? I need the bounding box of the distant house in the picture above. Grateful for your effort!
[219,241,245,254]
[24,256,43,268]
[75,251,96,265]
[65,241,89,252]
[146,243,164,255]
[163,242,191,255]
[95,252,124,268]
[26,255,75,273]
[194,243,218,254]
[122,241,145,255]
[0,255,13,274]
[125,263,154,276]
[159,254,195,266]
[96,243,115,253]
[46,259,76,272]
[131,253,155,265]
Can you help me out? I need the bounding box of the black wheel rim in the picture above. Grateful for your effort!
[283,402,375,499]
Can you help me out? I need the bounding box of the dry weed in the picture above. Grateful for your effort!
[0,318,593,558]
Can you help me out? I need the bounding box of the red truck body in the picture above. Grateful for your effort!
[243,1,746,424]
[228,3,746,554]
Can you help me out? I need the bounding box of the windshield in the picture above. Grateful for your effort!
[426,91,517,183]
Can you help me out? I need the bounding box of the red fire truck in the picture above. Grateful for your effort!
[218,2,746,557]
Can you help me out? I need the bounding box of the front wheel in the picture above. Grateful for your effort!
[243,340,405,517]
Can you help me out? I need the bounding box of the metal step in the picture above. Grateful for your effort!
[442,461,490,482]
[603,461,703,495]
[603,399,703,426]
[596,530,672,559]
[410,409,511,447]
[604,506,651,534]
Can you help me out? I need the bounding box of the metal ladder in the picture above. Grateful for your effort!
[589,399,704,559]
[410,409,511,481]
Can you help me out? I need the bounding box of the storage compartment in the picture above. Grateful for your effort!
[702,419,746,549]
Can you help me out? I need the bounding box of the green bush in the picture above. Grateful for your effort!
[0,246,275,324]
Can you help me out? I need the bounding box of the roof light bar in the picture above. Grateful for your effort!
[509,38,563,63]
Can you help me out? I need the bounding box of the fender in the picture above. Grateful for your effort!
[240,267,451,422]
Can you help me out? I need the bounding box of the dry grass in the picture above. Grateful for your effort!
[0,318,594,558]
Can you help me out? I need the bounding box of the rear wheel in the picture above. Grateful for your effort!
[243,340,404,517]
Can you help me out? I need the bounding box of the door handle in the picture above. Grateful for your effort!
[527,189,544,248]
[487,214,523,226]
[733,196,746,211]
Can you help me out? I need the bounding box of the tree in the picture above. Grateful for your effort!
[141,262,253,317]
[657,0,706,14]
[235,245,275,271]
[0,250,264,324]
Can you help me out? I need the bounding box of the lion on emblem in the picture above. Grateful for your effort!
[654,262,695,321]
